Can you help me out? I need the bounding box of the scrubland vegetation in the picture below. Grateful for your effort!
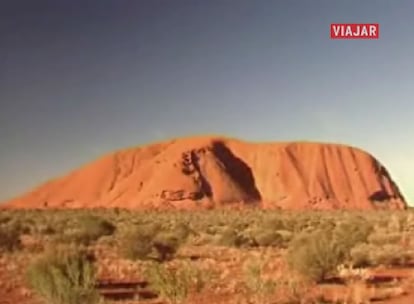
[1,208,414,303]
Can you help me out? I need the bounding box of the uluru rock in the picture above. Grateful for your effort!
[1,136,407,210]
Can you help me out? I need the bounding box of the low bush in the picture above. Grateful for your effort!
[37,224,57,236]
[371,244,412,266]
[144,261,209,304]
[287,229,344,282]
[0,214,12,225]
[0,225,22,253]
[121,223,160,261]
[153,232,183,262]
[216,227,251,248]
[350,243,413,267]
[121,222,189,262]
[368,232,402,246]
[333,216,373,259]
[72,215,116,245]
[262,215,286,231]
[242,258,276,304]
[251,229,284,247]
[350,243,376,268]
[26,245,100,304]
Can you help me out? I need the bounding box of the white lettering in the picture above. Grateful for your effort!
[354,26,360,36]
[333,25,341,36]
[361,26,368,36]
[369,25,377,36]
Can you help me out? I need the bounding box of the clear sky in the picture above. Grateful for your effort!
[1,1,413,205]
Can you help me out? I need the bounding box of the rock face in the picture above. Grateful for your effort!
[2,136,407,210]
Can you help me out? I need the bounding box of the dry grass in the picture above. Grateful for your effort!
[1,209,414,304]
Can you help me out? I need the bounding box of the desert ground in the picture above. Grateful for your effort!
[1,208,414,304]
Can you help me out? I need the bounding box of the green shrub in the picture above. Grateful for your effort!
[276,230,293,243]
[172,222,192,239]
[387,214,402,232]
[2,219,31,236]
[371,244,412,266]
[404,212,414,231]
[350,242,413,268]
[38,224,57,236]
[153,232,183,262]
[368,232,402,246]
[262,215,286,231]
[0,214,12,225]
[121,222,188,262]
[205,225,220,235]
[144,261,209,304]
[251,229,284,247]
[0,225,22,252]
[26,246,100,304]
[121,224,159,261]
[333,216,373,259]
[287,229,343,282]
[350,243,377,267]
[72,215,116,245]
[242,258,276,303]
[216,227,250,248]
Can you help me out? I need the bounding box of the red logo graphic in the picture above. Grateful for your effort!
[330,24,379,39]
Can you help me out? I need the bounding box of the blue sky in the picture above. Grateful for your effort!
[1,1,413,204]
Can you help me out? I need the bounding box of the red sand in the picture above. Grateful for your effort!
[2,136,407,210]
